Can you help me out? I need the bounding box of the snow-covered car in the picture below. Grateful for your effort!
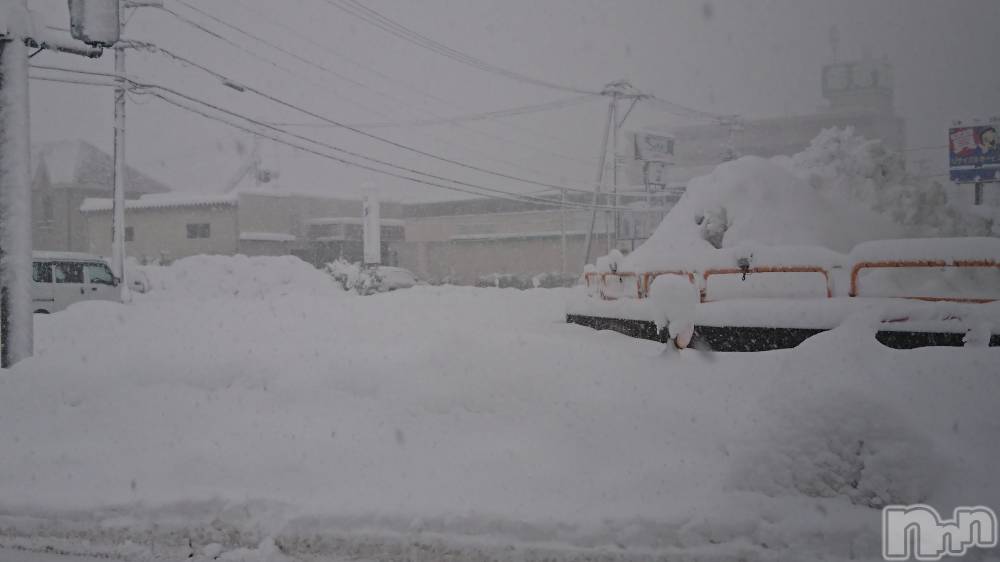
[374,266,417,292]
[125,267,151,294]
[326,260,417,294]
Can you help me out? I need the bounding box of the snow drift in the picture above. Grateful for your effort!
[0,257,997,561]
[137,254,342,300]
[624,128,993,272]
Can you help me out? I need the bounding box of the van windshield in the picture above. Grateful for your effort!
[84,263,115,285]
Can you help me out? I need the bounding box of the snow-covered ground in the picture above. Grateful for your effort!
[0,255,998,561]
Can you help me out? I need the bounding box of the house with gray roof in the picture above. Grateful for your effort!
[32,139,171,252]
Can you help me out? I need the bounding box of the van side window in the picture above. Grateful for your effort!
[54,262,84,284]
[32,262,52,283]
[84,263,115,285]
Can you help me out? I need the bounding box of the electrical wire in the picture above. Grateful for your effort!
[277,95,597,129]
[231,0,603,161]
[138,85,622,209]
[312,0,600,96]
[155,2,604,167]
[29,61,623,209]
[106,45,618,195]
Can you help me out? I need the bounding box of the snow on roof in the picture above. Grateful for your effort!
[849,237,1000,264]
[239,232,297,242]
[32,251,108,262]
[80,193,238,213]
[450,230,594,242]
[304,217,405,227]
[33,140,170,194]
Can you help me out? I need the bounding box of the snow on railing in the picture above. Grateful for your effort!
[586,238,1000,304]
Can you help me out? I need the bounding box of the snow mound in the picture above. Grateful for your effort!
[731,390,938,508]
[139,255,339,299]
[624,128,992,272]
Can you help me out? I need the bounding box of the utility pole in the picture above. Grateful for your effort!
[582,81,647,268]
[559,188,567,273]
[109,0,161,300]
[0,1,106,367]
[111,0,130,300]
[0,5,33,367]
[582,96,615,267]
[607,92,617,253]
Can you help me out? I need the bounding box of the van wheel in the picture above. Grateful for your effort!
[34,309,50,314]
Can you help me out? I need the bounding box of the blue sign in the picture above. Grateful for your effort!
[950,167,1000,184]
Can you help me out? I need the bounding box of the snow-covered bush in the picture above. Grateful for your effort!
[325,259,382,294]
[790,127,991,236]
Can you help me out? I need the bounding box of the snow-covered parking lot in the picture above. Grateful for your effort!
[1,256,998,561]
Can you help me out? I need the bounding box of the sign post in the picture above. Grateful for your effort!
[949,120,1000,205]
[362,191,381,267]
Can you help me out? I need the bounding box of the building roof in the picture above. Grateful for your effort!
[239,232,297,242]
[32,140,171,195]
[80,193,238,213]
[304,217,406,227]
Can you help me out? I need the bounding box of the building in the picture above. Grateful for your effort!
[80,190,405,265]
[395,192,672,284]
[658,58,906,187]
[32,140,170,252]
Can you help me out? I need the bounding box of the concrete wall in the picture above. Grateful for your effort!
[85,205,239,263]
[398,235,610,285]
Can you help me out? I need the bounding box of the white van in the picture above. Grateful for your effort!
[32,252,121,314]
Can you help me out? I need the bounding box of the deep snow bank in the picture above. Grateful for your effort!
[624,128,993,272]
[1,282,998,561]
[138,254,342,300]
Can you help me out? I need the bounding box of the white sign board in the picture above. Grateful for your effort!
[68,0,119,47]
[632,132,675,163]
[362,192,381,265]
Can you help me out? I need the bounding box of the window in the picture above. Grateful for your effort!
[84,263,115,286]
[32,262,52,283]
[42,195,54,221]
[53,262,84,284]
[187,223,210,239]
[110,226,135,242]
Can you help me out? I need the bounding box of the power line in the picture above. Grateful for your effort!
[153,5,408,122]
[35,62,622,210]
[137,86,621,209]
[137,43,597,183]
[109,44,617,195]
[232,0,603,162]
[157,2,603,168]
[32,62,675,202]
[277,95,597,129]
[319,0,599,96]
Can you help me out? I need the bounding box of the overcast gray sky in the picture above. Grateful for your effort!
[26,0,1000,201]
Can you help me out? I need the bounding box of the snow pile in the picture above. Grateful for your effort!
[0,284,998,561]
[139,254,340,300]
[647,273,698,342]
[624,128,992,272]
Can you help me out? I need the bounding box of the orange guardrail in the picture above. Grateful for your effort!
[849,259,999,303]
[596,272,641,300]
[701,266,832,302]
[640,270,696,299]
